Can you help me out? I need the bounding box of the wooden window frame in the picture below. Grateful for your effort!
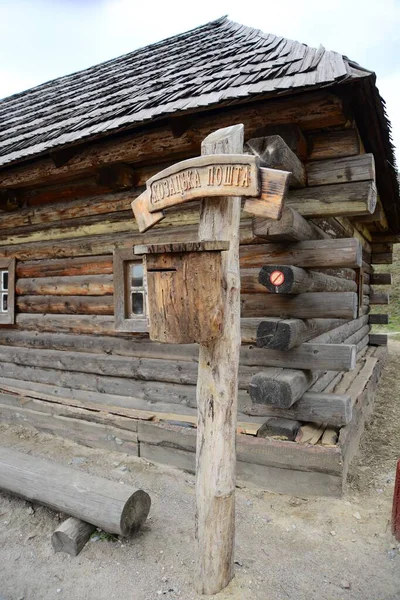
[0,258,15,325]
[113,248,148,332]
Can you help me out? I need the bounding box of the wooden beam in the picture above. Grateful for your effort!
[369,290,390,305]
[258,265,357,294]
[255,317,348,350]
[370,273,392,285]
[0,447,150,536]
[307,154,375,187]
[245,135,306,187]
[369,334,388,346]
[369,314,389,325]
[256,418,301,441]
[247,125,308,159]
[253,207,329,242]
[287,181,377,218]
[241,291,358,319]
[52,518,96,556]
[371,253,393,264]
[240,238,362,269]
[0,92,346,190]
[307,129,360,161]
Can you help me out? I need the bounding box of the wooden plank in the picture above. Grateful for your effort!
[139,443,343,497]
[296,423,325,444]
[256,418,301,441]
[249,368,316,409]
[369,291,389,305]
[253,207,328,243]
[307,129,360,161]
[258,265,357,294]
[16,275,113,296]
[135,241,230,254]
[287,181,377,218]
[371,253,393,264]
[242,167,289,219]
[241,292,358,319]
[0,447,150,536]
[240,238,362,269]
[0,91,347,190]
[245,135,306,188]
[307,154,375,187]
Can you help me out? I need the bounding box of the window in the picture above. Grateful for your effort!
[113,249,148,332]
[0,258,15,325]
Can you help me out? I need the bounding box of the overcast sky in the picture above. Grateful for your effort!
[0,0,399,160]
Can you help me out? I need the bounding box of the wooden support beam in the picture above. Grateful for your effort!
[253,207,328,242]
[258,265,357,294]
[16,275,113,296]
[244,392,352,427]
[257,418,301,441]
[242,291,358,319]
[307,129,360,161]
[247,125,308,160]
[245,135,306,188]
[52,518,96,556]
[96,163,138,190]
[240,238,362,269]
[307,154,375,187]
[370,273,392,286]
[369,314,389,325]
[355,204,385,223]
[371,243,393,254]
[256,318,348,350]
[287,181,377,218]
[0,447,151,536]
[195,125,242,595]
[369,334,388,346]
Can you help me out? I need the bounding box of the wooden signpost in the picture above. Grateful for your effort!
[131,124,289,595]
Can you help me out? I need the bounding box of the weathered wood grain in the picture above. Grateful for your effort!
[307,129,360,161]
[307,154,375,187]
[241,291,357,319]
[258,265,357,294]
[16,295,114,315]
[253,207,329,242]
[16,275,113,296]
[0,447,150,536]
[245,135,306,188]
[52,518,96,556]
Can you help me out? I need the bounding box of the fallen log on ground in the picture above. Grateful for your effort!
[52,517,96,556]
[0,447,151,536]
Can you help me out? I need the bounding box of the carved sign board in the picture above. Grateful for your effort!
[146,154,259,212]
[131,154,290,232]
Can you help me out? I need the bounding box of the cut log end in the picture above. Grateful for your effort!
[52,517,96,556]
[121,489,152,536]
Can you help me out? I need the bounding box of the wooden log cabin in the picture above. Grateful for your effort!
[0,17,398,497]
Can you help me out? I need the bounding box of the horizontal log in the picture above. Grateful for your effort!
[241,292,358,319]
[307,154,375,187]
[245,135,306,188]
[249,323,369,408]
[310,316,369,345]
[370,243,393,254]
[256,318,348,350]
[371,253,393,264]
[369,334,388,346]
[16,256,113,279]
[16,295,114,315]
[253,207,328,242]
[355,203,385,223]
[0,91,347,190]
[368,314,389,325]
[244,392,352,427]
[369,291,389,305]
[16,275,113,296]
[14,314,126,336]
[0,447,150,536]
[258,265,357,294]
[286,181,377,218]
[257,418,301,441]
[240,238,362,269]
[370,272,392,286]
[307,129,360,161]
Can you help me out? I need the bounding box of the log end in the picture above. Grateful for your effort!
[120,489,151,536]
[249,373,297,409]
[256,320,291,350]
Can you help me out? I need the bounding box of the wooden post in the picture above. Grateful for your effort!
[195,125,243,595]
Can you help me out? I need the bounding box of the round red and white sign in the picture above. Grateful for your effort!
[269,270,285,287]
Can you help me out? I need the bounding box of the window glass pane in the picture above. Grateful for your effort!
[131,292,144,315]
[131,264,143,288]
[1,271,7,291]
[1,293,7,312]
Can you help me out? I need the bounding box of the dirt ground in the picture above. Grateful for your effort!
[0,344,400,600]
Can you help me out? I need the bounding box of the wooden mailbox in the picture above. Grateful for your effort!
[134,241,229,344]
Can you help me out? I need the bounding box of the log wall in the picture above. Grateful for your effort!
[0,90,392,495]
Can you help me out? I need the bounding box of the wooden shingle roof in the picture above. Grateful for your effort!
[0,16,373,169]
